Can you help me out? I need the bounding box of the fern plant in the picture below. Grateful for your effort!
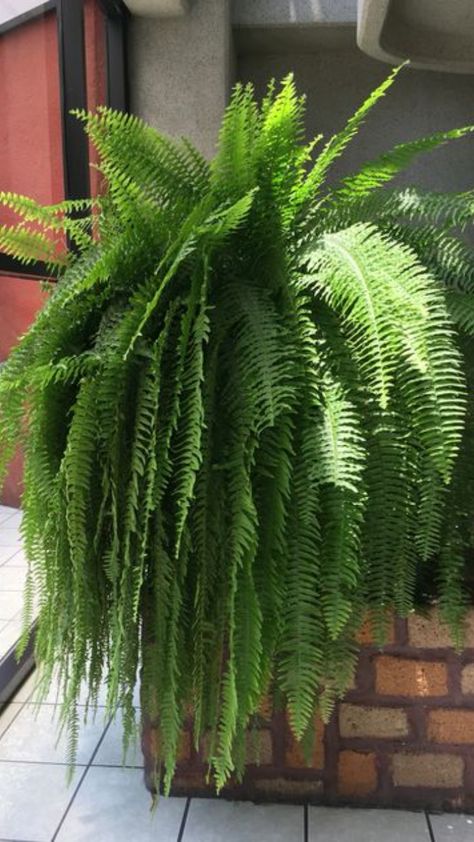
[1,66,474,793]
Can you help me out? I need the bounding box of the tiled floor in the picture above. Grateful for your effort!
[1,671,473,841]
[1,509,473,840]
[0,505,27,663]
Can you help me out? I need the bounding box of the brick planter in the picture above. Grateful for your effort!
[142,608,474,811]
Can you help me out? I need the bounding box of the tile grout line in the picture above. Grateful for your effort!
[0,551,25,568]
[0,552,23,561]
[0,759,89,767]
[0,515,20,528]
[0,837,39,842]
[50,717,114,842]
[176,796,191,842]
[304,802,308,842]
[0,758,139,768]
[425,810,436,842]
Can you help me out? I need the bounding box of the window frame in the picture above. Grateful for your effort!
[0,0,129,706]
[0,0,129,278]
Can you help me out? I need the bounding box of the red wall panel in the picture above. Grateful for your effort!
[0,11,64,218]
[0,5,107,506]
[0,11,62,505]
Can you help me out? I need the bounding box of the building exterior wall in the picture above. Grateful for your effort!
[129,10,474,191]
[128,0,232,160]
[237,47,474,193]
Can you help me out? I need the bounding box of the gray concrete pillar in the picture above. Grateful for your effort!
[129,0,232,160]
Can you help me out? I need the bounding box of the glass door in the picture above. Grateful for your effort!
[0,0,128,702]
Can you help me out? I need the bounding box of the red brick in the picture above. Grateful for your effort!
[200,729,272,765]
[408,609,474,649]
[339,704,409,739]
[338,750,377,796]
[254,778,323,798]
[408,610,454,648]
[466,611,474,647]
[356,611,395,646]
[246,729,273,765]
[258,695,273,720]
[346,670,358,692]
[286,717,325,769]
[428,710,474,744]
[171,771,211,793]
[375,656,447,697]
[461,664,474,695]
[392,753,463,788]
[146,727,191,763]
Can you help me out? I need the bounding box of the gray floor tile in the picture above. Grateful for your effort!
[12,669,63,704]
[183,798,304,842]
[2,549,28,567]
[16,670,110,708]
[2,512,23,529]
[0,515,21,532]
[0,533,22,549]
[0,566,27,590]
[55,766,185,842]
[93,710,142,767]
[0,702,25,738]
[0,505,19,523]
[0,591,24,620]
[309,807,430,841]
[16,667,140,710]
[430,814,474,841]
[0,761,75,841]
[0,546,22,565]
[0,702,107,764]
[12,670,52,704]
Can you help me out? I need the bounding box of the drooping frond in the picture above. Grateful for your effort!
[304,224,466,477]
[316,383,366,637]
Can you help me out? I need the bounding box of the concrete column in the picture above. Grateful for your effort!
[128,0,233,160]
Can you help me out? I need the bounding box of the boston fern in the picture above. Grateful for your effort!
[1,66,474,793]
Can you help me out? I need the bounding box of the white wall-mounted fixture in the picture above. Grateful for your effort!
[358,0,474,74]
[0,0,45,26]
[124,0,190,16]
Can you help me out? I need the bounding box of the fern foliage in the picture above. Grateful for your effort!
[1,70,474,793]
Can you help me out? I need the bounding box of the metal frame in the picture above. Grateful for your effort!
[103,1,129,113]
[57,0,90,204]
[0,0,129,277]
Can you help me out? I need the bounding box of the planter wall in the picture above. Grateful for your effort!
[142,608,474,811]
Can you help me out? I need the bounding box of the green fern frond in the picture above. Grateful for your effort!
[0,68,472,796]
[317,383,366,637]
[335,126,474,200]
[300,63,406,204]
